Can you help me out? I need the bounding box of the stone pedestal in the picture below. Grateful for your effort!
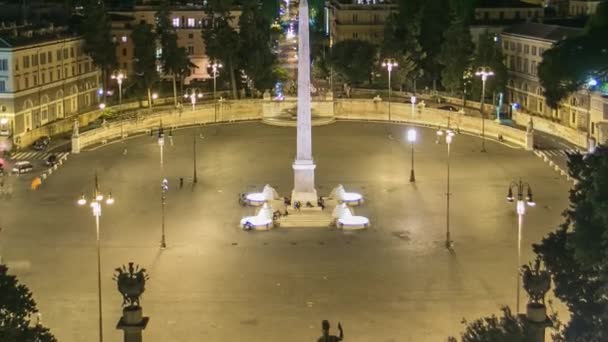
[525,132,534,151]
[71,135,80,154]
[292,159,317,205]
[116,306,149,342]
[524,303,552,342]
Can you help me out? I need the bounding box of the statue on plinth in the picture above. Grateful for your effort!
[114,262,149,308]
[317,320,343,342]
[522,257,551,327]
[72,119,79,137]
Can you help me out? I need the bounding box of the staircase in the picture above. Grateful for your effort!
[278,208,334,228]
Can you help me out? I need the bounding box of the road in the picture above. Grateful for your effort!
[0,122,571,341]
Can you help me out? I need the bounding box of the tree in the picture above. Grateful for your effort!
[0,264,57,342]
[238,0,277,92]
[260,0,280,23]
[438,17,474,94]
[202,0,240,98]
[418,0,451,89]
[80,0,116,100]
[448,307,534,342]
[381,4,426,92]
[156,0,194,107]
[470,31,507,101]
[131,22,159,109]
[329,40,376,85]
[533,146,608,340]
[538,2,608,108]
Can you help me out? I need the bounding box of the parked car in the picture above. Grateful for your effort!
[33,136,50,150]
[437,105,460,112]
[12,161,33,174]
[45,154,58,166]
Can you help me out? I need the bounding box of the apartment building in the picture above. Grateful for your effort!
[501,22,608,141]
[569,0,603,16]
[328,0,397,45]
[0,24,100,142]
[109,3,241,83]
[474,0,544,22]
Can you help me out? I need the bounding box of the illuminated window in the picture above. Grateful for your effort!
[121,36,128,43]
[172,18,180,27]
[187,18,195,27]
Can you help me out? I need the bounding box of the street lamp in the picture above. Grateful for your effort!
[475,66,494,152]
[208,62,223,100]
[506,179,535,313]
[192,133,198,184]
[184,88,203,111]
[77,174,114,342]
[160,178,168,249]
[382,58,398,121]
[157,124,165,171]
[407,128,417,183]
[410,95,417,118]
[111,71,126,105]
[437,129,455,248]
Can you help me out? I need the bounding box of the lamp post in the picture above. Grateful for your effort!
[437,129,455,248]
[407,128,417,183]
[209,62,223,100]
[382,58,398,121]
[111,71,126,105]
[160,178,168,249]
[411,95,417,118]
[184,88,203,111]
[192,133,198,184]
[77,174,114,342]
[506,179,535,313]
[475,67,494,152]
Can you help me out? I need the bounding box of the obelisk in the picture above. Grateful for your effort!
[292,0,318,205]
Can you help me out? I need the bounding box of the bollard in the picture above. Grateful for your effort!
[48,168,53,175]
[41,173,47,180]
[53,164,58,170]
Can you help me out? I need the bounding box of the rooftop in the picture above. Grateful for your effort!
[0,24,79,49]
[477,0,542,8]
[502,22,583,41]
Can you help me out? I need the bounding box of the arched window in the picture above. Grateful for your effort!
[40,95,50,123]
[70,85,78,113]
[56,90,64,118]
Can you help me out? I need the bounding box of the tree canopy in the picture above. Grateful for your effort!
[533,146,608,340]
[131,22,159,102]
[538,2,608,108]
[0,265,56,342]
[438,17,474,94]
[470,31,507,101]
[329,40,376,85]
[448,307,535,342]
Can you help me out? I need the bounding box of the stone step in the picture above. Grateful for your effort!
[278,211,333,228]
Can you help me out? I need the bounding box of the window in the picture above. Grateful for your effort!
[63,48,68,59]
[531,46,537,55]
[499,11,504,20]
[531,61,537,75]
[0,59,7,71]
[57,49,62,61]
[49,71,53,82]
[172,18,180,27]
[524,45,529,54]
[71,65,75,76]
[187,46,194,54]
[539,47,545,55]
[352,32,359,39]
[32,54,38,66]
[121,36,128,43]
[517,43,522,52]
[48,51,52,63]
[503,41,508,50]
[538,100,544,113]
[515,11,520,19]
[64,68,68,78]
[510,42,515,51]
[510,57,515,70]
[0,80,5,92]
[523,58,529,73]
[571,111,576,124]
[484,12,489,20]
[188,33,194,39]
[33,75,37,86]
[70,47,74,58]
[84,62,90,73]
[352,14,358,23]
[516,56,522,71]
[40,53,46,64]
[122,48,127,56]
[78,64,82,74]
[187,18,195,27]
[56,68,60,79]
[24,76,29,88]
[41,72,45,83]
[23,56,30,68]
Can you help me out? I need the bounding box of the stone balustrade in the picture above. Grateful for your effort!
[72,99,532,153]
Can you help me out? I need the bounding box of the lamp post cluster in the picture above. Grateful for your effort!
[436,128,455,248]
[507,179,535,313]
[208,62,223,100]
[475,66,494,152]
[111,71,126,105]
[382,58,398,121]
[77,174,115,342]
[184,88,203,111]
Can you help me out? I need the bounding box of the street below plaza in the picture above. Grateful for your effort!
[0,122,570,341]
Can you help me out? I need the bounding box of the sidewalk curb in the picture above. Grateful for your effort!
[534,150,577,186]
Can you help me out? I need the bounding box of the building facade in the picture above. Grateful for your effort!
[501,22,608,142]
[569,0,603,16]
[109,4,241,84]
[474,0,544,22]
[0,24,100,144]
[328,0,397,45]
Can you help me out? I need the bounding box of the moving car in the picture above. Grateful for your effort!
[33,136,50,150]
[45,154,58,166]
[12,161,33,174]
[437,105,460,112]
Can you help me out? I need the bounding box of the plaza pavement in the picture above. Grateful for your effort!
[0,122,571,341]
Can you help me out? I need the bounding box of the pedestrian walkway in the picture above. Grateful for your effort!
[9,151,69,161]
[537,148,583,157]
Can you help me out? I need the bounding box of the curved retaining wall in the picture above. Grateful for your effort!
[73,99,530,152]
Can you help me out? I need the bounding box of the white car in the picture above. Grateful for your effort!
[12,161,33,174]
